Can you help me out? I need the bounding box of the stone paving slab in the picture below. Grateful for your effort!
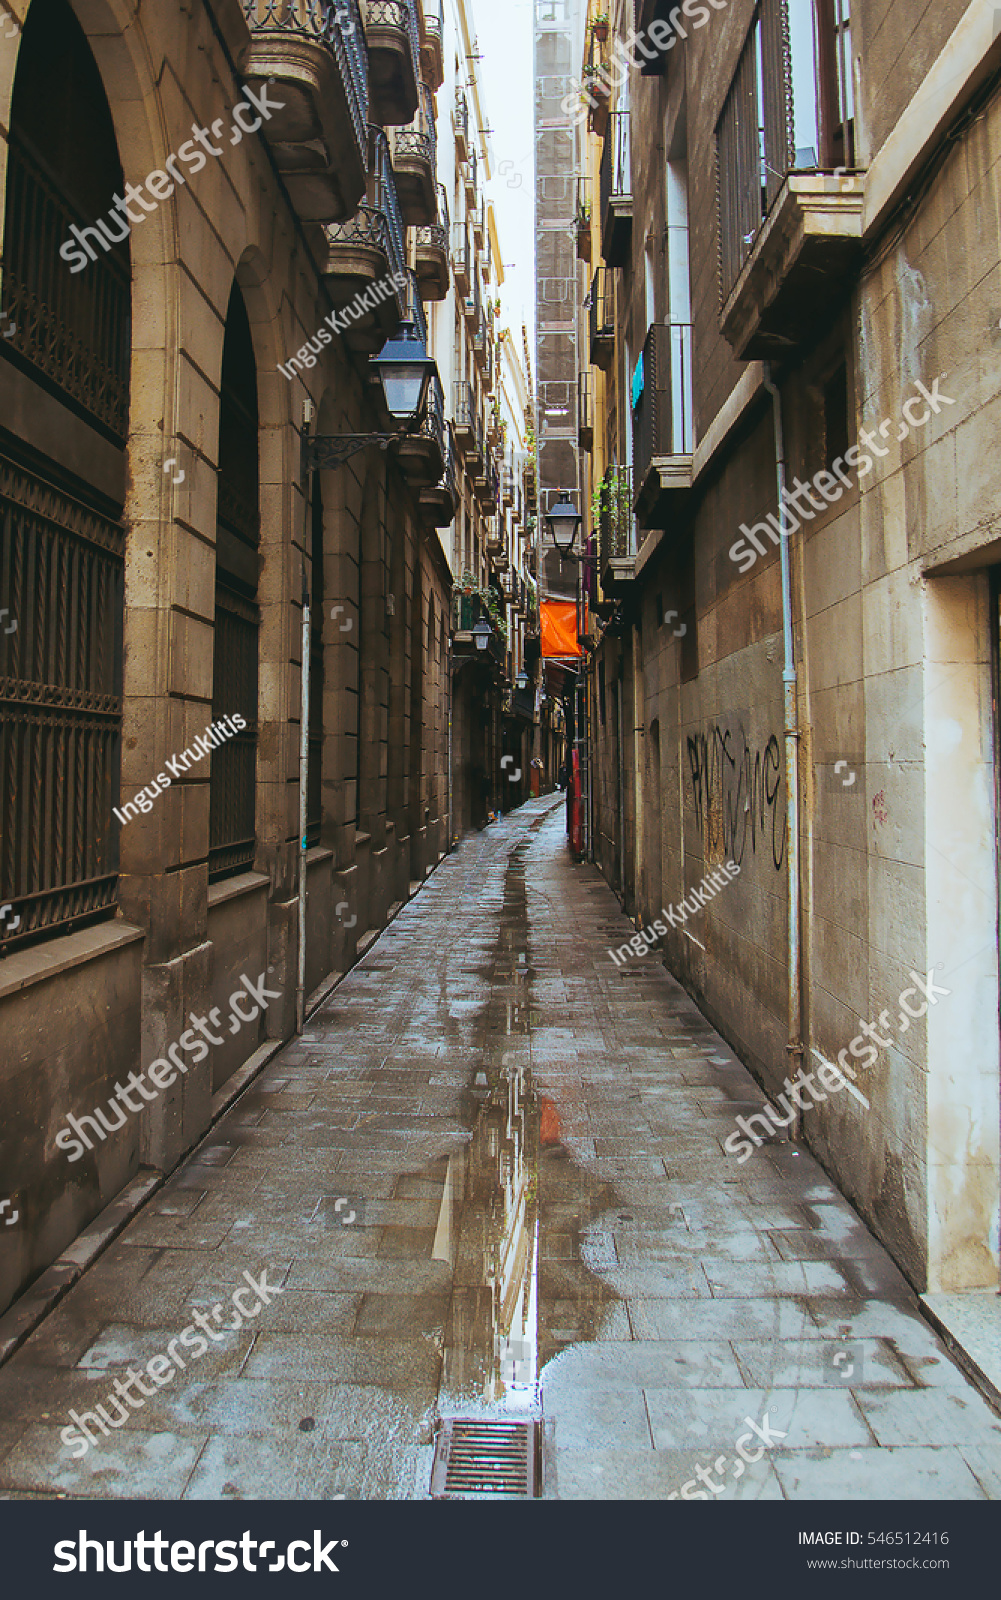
[0,797,997,1501]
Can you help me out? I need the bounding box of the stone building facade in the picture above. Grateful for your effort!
[576,0,1000,1299]
[0,0,530,1314]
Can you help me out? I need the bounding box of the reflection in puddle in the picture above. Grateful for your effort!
[431,833,621,1424]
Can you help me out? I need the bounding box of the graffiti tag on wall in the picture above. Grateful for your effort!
[687,724,787,871]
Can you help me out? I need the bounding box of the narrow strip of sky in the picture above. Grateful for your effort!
[469,0,536,350]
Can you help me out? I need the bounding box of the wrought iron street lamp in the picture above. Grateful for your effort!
[546,495,582,558]
[302,319,437,471]
[472,618,493,651]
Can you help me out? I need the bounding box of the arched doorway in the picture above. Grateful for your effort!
[0,0,130,950]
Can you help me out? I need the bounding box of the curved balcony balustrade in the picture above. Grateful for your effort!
[390,81,437,226]
[240,0,368,222]
[398,367,445,487]
[320,126,406,354]
[420,423,457,527]
[415,184,450,301]
[363,0,420,126]
[419,0,445,92]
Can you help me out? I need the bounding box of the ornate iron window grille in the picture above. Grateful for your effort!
[0,454,124,951]
[1,134,130,442]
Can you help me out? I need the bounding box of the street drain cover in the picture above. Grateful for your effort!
[430,1419,538,1499]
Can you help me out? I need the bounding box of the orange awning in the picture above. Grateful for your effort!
[540,600,585,658]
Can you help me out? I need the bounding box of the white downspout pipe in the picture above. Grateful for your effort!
[762,363,804,1103]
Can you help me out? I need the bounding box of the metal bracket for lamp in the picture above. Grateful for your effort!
[302,429,411,473]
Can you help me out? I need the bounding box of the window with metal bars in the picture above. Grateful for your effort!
[209,287,260,881]
[0,0,129,953]
[716,0,855,305]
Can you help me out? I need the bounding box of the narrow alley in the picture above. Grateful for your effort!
[1,797,997,1503]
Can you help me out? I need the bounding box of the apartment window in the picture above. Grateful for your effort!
[209,285,260,881]
[716,0,855,303]
[0,0,129,953]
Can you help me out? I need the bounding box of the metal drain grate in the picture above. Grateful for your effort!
[430,1419,538,1499]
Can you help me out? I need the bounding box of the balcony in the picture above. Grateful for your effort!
[390,81,437,225]
[578,369,593,453]
[463,145,478,208]
[363,0,419,125]
[721,175,864,359]
[632,323,693,528]
[321,125,406,354]
[398,364,446,487]
[597,465,636,595]
[453,380,480,465]
[419,0,444,92]
[575,175,592,263]
[415,183,450,301]
[588,265,615,371]
[600,111,632,268]
[420,422,458,527]
[451,219,471,295]
[472,310,487,370]
[471,197,486,250]
[717,1,863,358]
[240,0,368,222]
[453,86,470,161]
[501,463,514,507]
[452,591,506,665]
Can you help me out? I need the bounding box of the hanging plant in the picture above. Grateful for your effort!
[591,13,609,44]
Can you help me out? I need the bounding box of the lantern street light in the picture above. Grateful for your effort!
[546,495,582,558]
[514,669,529,689]
[301,318,437,472]
[472,618,493,651]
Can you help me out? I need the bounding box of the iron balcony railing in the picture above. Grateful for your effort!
[423,0,444,45]
[578,368,593,449]
[415,182,449,259]
[464,144,478,205]
[326,126,406,307]
[599,109,631,214]
[632,322,693,486]
[242,0,369,155]
[597,464,634,572]
[366,0,420,84]
[419,369,445,454]
[454,85,470,154]
[1,134,130,441]
[452,217,470,283]
[394,79,437,172]
[716,0,855,302]
[401,267,428,347]
[453,379,476,439]
[588,265,614,353]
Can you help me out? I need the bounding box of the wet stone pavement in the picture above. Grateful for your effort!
[1,794,1000,1501]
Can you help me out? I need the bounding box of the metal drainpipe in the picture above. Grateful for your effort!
[616,673,626,903]
[296,400,314,1035]
[762,362,804,1108]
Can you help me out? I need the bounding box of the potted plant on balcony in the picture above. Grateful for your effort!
[591,12,609,44]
